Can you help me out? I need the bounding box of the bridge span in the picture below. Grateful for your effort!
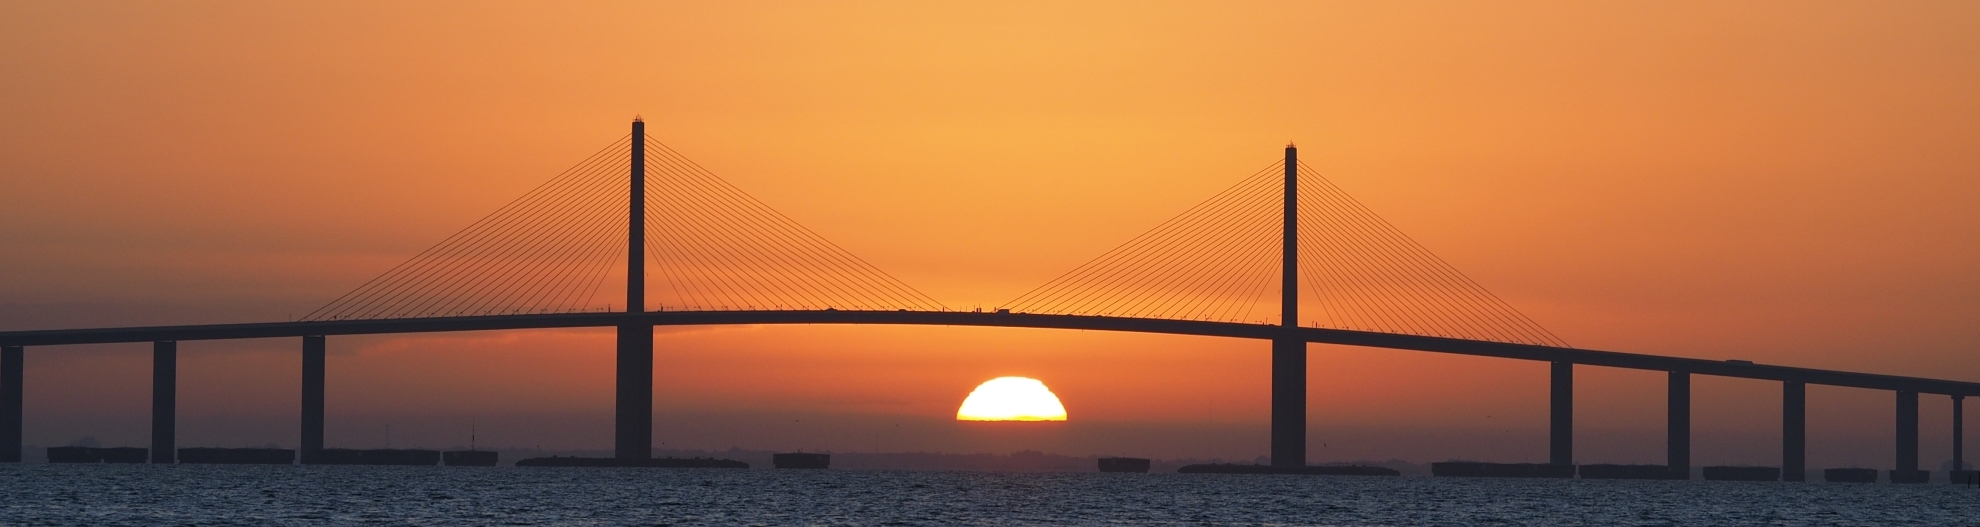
[1,308,1972,480]
[1,119,1970,482]
[2,310,1976,396]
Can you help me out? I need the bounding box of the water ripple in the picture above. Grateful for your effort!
[0,465,1974,526]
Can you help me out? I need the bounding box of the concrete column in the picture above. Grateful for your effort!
[627,118,645,314]
[1783,381,1805,482]
[1897,390,1919,472]
[615,325,653,461]
[0,345,20,463]
[151,341,176,464]
[1270,143,1305,469]
[1667,371,1690,479]
[1955,396,1965,475]
[615,118,654,462]
[301,335,324,464]
[1271,338,1306,467]
[1550,361,1573,466]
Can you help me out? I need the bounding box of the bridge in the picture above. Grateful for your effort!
[1,119,1970,481]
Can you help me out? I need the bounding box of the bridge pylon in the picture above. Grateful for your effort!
[617,117,654,461]
[1271,143,1305,468]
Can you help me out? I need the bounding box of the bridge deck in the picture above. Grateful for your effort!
[2,310,1973,396]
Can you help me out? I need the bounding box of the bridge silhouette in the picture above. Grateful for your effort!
[1,119,1970,481]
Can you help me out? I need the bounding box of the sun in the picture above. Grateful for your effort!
[956,377,1068,421]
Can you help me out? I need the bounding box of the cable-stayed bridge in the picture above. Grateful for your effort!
[1,120,1970,481]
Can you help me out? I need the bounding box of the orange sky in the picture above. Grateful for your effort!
[2,1,1977,468]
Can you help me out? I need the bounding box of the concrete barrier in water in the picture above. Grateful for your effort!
[1889,469,1929,484]
[1702,466,1779,481]
[1578,464,1672,480]
[514,456,747,468]
[46,446,150,463]
[1824,468,1878,483]
[99,447,147,463]
[1431,462,1574,479]
[46,446,100,463]
[313,448,440,466]
[1179,463,1399,476]
[178,448,294,465]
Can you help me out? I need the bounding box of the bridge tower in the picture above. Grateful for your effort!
[1271,144,1305,467]
[616,118,654,461]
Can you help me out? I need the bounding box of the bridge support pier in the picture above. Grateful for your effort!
[1783,381,1805,481]
[1550,361,1572,466]
[301,335,324,465]
[1667,371,1690,480]
[1954,396,1965,476]
[1,345,19,463]
[615,325,653,461]
[151,341,175,464]
[1897,390,1919,478]
[1270,338,1305,467]
[614,117,653,462]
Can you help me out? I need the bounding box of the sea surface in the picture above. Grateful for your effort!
[2,464,1976,526]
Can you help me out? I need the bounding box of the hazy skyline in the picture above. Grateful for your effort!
[2,1,1976,470]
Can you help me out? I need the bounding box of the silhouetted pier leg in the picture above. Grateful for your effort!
[151,341,176,464]
[1783,381,1805,481]
[1955,396,1965,476]
[1271,338,1305,467]
[1550,361,1573,466]
[615,118,653,462]
[615,325,653,461]
[301,335,324,464]
[0,345,20,463]
[1897,390,1918,474]
[1667,371,1690,479]
[1270,143,1304,468]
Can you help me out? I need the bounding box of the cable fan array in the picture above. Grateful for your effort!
[1001,162,1289,324]
[304,130,1555,347]
[1001,159,1568,348]
[1292,161,1566,347]
[305,135,942,321]
[306,137,635,320]
[640,136,943,312]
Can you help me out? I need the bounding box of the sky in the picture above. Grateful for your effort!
[2,1,1977,469]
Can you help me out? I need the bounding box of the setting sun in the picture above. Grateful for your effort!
[956,377,1068,421]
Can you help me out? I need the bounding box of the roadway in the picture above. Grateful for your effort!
[3,309,1975,396]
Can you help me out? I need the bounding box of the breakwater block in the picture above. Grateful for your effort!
[1579,464,1672,480]
[1824,468,1878,483]
[1889,469,1929,484]
[317,449,363,465]
[1178,464,1399,476]
[1950,470,1979,485]
[47,446,102,463]
[313,448,440,466]
[51,446,153,463]
[443,450,499,466]
[364,449,440,465]
[100,447,148,463]
[514,456,748,468]
[178,448,294,465]
[773,453,830,469]
[1702,466,1779,481]
[1431,462,1574,479]
[1098,457,1150,473]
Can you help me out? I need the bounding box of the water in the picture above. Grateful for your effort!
[2,464,1975,526]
